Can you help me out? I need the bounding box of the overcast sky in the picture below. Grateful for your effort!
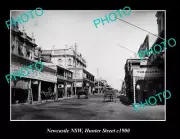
[11,10,158,90]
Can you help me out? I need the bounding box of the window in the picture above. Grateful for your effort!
[11,39,16,53]
[58,59,62,65]
[68,58,71,65]
[26,49,30,58]
[18,42,24,56]
[30,51,33,59]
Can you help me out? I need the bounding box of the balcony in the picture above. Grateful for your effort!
[57,75,67,80]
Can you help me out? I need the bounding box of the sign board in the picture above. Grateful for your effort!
[133,67,164,78]
[70,69,83,79]
[140,60,148,66]
[58,84,64,88]
[11,62,57,83]
[66,84,71,87]
[74,82,82,87]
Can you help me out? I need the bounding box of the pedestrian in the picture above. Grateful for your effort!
[136,84,141,102]
[92,87,95,95]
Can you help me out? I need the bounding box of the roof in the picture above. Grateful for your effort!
[42,50,52,55]
[57,65,73,73]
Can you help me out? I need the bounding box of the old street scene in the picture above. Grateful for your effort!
[11,10,165,120]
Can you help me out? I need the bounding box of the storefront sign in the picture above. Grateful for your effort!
[10,63,57,83]
[74,82,82,87]
[6,61,44,84]
[70,69,83,79]
[133,67,164,78]
[140,60,148,65]
[66,84,71,87]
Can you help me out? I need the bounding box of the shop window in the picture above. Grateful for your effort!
[26,50,30,58]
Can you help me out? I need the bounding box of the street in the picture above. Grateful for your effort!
[11,94,165,120]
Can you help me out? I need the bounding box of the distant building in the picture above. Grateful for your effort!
[42,47,87,69]
[121,81,126,95]
[41,47,95,94]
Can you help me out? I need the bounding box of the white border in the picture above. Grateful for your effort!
[10,10,166,121]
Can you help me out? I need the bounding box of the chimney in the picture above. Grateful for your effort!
[22,26,27,39]
[51,46,55,54]
[32,33,35,44]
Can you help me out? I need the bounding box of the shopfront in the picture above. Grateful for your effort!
[11,57,57,104]
[132,67,164,104]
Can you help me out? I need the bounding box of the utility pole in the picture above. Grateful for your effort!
[74,43,77,96]
[65,45,67,67]
[97,68,99,94]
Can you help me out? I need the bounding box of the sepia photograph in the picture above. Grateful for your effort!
[9,10,165,121]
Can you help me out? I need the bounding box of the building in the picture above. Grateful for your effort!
[120,81,126,95]
[68,67,95,94]
[124,58,142,103]
[124,58,164,104]
[41,47,95,95]
[138,35,149,58]
[11,23,57,104]
[42,46,87,69]
[148,11,165,71]
[94,79,107,93]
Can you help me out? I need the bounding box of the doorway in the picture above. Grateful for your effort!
[31,81,38,101]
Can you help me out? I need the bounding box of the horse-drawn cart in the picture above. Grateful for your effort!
[103,87,119,102]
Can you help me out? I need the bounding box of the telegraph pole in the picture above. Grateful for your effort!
[65,45,67,67]
[74,43,77,96]
[97,68,99,94]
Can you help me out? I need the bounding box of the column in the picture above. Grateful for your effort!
[133,77,136,104]
[27,79,33,104]
[38,81,41,101]
[89,86,91,94]
[64,82,67,97]
[71,83,73,96]
[54,83,57,100]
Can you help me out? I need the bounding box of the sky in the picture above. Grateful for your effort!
[11,10,158,90]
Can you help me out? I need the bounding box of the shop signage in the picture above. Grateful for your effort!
[70,69,83,79]
[58,84,64,88]
[74,82,82,87]
[133,68,164,78]
[66,84,71,87]
[140,60,148,66]
[10,63,57,83]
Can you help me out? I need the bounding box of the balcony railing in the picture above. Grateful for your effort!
[57,75,66,80]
